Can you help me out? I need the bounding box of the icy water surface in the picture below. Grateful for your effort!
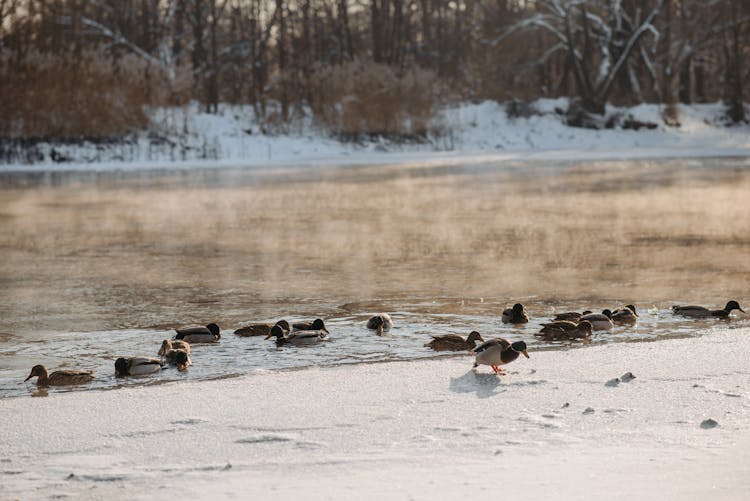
[1,157,749,397]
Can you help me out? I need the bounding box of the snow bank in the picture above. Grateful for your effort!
[1,100,748,171]
[2,327,749,500]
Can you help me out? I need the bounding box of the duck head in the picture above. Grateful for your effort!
[312,318,329,333]
[24,364,47,382]
[512,303,525,314]
[158,339,172,356]
[602,309,613,318]
[578,320,594,336]
[725,301,745,313]
[265,324,286,340]
[206,323,221,338]
[510,340,530,358]
[275,319,291,331]
[174,351,190,371]
[467,331,484,343]
[625,305,638,316]
[114,358,129,377]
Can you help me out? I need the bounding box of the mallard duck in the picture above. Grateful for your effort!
[536,320,593,340]
[471,338,529,375]
[366,313,393,335]
[234,319,291,337]
[611,305,638,324]
[553,310,592,322]
[425,331,484,351]
[24,365,94,386]
[163,349,191,371]
[175,323,221,343]
[266,324,328,346]
[292,318,329,333]
[580,310,614,331]
[158,339,191,356]
[672,301,745,318]
[115,357,163,377]
[501,303,529,324]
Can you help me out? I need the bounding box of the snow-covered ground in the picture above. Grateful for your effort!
[2,327,749,500]
[2,100,749,171]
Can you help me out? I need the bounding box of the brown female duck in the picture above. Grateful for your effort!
[234,320,291,337]
[425,331,484,351]
[24,365,95,386]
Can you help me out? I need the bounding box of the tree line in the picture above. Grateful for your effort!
[0,0,748,139]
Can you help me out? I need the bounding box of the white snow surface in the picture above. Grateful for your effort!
[2,327,749,500]
[2,99,749,171]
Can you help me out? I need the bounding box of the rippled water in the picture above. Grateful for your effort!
[1,157,749,397]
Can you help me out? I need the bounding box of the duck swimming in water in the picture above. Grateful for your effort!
[175,323,221,343]
[672,301,745,318]
[553,310,592,322]
[24,365,95,386]
[580,310,614,331]
[292,319,329,334]
[611,305,638,325]
[471,338,529,375]
[115,357,163,377]
[234,320,291,337]
[501,303,529,324]
[366,313,393,335]
[158,339,191,356]
[536,320,593,340]
[162,349,191,371]
[266,324,328,346]
[425,331,484,351]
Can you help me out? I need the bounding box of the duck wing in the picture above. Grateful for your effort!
[472,338,510,354]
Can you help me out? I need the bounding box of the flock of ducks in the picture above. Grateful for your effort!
[23,300,745,386]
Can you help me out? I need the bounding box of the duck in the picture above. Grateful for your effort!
[366,313,393,335]
[580,310,614,331]
[24,365,95,386]
[501,303,529,324]
[611,305,638,325]
[425,331,484,351]
[158,339,191,356]
[553,310,592,322]
[292,318,329,334]
[471,338,529,375]
[266,324,328,346]
[234,319,291,337]
[175,323,221,343]
[536,320,593,340]
[115,357,163,377]
[163,349,191,371]
[672,300,745,318]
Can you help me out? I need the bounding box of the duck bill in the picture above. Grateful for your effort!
[264,333,273,340]
[522,350,530,359]
[740,308,746,313]
[24,374,33,382]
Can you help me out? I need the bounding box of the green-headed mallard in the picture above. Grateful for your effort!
[366,313,393,335]
[115,357,163,377]
[163,349,191,371]
[24,365,94,386]
[266,324,328,346]
[553,310,592,322]
[611,305,638,325]
[234,319,291,337]
[580,310,614,331]
[175,323,221,343]
[292,318,329,334]
[471,338,529,375]
[158,339,190,356]
[536,320,593,340]
[425,331,484,351]
[672,301,745,318]
[501,303,529,324]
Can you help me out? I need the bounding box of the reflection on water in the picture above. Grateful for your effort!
[1,157,749,397]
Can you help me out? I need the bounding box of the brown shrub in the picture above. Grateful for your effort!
[0,49,188,139]
[307,60,440,139]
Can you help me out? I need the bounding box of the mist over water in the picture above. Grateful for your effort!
[1,157,749,397]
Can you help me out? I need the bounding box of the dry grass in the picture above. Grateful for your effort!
[307,60,439,139]
[0,49,187,139]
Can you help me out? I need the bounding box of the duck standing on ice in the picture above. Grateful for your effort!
[471,338,529,375]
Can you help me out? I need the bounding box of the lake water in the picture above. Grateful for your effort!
[1,157,749,397]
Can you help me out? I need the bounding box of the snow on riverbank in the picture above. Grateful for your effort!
[2,327,749,500]
[1,100,749,171]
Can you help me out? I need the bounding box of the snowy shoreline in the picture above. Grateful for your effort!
[3,327,749,500]
[1,100,749,172]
